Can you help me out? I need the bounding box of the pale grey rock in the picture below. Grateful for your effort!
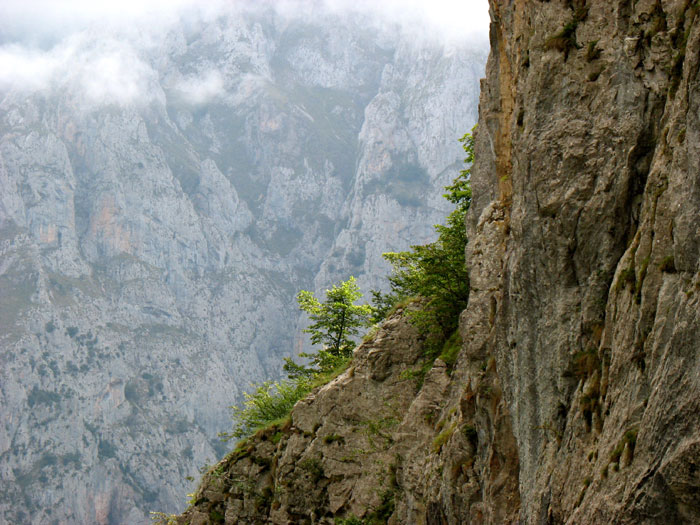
[0,7,485,524]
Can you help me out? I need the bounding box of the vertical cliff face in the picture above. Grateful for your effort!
[470,0,700,521]
[177,1,700,523]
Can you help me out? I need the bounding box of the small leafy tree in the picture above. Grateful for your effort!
[285,276,375,379]
[224,277,375,440]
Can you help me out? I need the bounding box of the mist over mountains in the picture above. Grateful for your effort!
[0,2,487,523]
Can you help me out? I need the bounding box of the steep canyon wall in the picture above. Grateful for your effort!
[177,1,700,523]
[0,8,485,524]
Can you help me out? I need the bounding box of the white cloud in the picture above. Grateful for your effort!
[0,33,159,107]
[0,0,219,41]
[0,45,58,92]
[0,0,489,43]
[76,41,158,106]
[323,0,490,43]
[0,0,489,107]
[173,70,225,105]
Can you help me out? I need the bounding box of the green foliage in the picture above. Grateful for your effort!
[432,423,457,453]
[369,289,397,323]
[300,276,375,357]
[335,516,365,525]
[586,40,602,61]
[616,266,636,292]
[285,276,375,379]
[209,508,225,524]
[443,129,475,208]
[463,424,478,449]
[609,427,638,464]
[335,489,396,524]
[222,379,311,440]
[381,207,469,334]
[150,512,178,525]
[545,7,588,58]
[283,349,346,382]
[369,489,396,524]
[373,128,473,374]
[323,433,346,444]
[299,457,324,482]
[635,256,651,303]
[568,348,601,380]
[439,330,462,373]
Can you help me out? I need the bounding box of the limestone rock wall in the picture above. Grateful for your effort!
[470,0,700,522]
[177,1,700,523]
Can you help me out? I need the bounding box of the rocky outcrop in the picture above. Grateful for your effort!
[176,307,519,524]
[177,1,700,523]
[470,0,700,521]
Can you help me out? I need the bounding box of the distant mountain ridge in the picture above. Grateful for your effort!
[0,6,485,523]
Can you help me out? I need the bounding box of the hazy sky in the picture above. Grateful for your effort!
[0,0,490,107]
[0,0,490,41]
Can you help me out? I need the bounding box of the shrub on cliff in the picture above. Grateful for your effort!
[223,379,311,440]
[225,277,374,439]
[375,127,473,344]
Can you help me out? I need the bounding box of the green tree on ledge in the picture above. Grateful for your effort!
[376,126,474,340]
[284,276,375,379]
[224,277,374,440]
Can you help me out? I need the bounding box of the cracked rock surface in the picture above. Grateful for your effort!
[178,1,700,523]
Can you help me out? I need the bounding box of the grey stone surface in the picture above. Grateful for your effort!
[178,1,700,523]
[469,0,700,522]
[0,7,485,524]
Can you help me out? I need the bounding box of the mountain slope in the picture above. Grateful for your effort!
[0,8,486,524]
[175,1,700,523]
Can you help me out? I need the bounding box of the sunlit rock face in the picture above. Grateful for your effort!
[0,5,485,523]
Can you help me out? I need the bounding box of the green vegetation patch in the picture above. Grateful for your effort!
[323,433,346,445]
[586,40,602,61]
[609,427,638,465]
[373,129,474,385]
[432,423,457,453]
[27,387,61,408]
[545,7,588,58]
[439,331,462,373]
[299,457,324,482]
[222,380,312,441]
